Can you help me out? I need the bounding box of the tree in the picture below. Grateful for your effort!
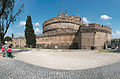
[25,16,36,48]
[4,36,12,41]
[0,0,23,45]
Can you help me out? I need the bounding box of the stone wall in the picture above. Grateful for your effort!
[43,14,82,34]
[78,23,112,49]
[79,33,94,49]
[36,34,79,49]
[43,22,80,34]
[95,32,111,49]
[79,32,111,49]
[43,15,82,28]
[12,33,79,49]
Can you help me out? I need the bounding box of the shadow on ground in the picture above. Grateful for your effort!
[12,49,29,53]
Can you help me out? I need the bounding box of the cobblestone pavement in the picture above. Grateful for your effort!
[0,59,120,79]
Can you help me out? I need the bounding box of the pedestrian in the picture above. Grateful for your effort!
[8,46,13,58]
[1,45,5,57]
[4,44,9,57]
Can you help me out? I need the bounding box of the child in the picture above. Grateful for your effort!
[8,46,12,58]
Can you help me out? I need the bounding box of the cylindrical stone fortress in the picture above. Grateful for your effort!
[12,13,112,49]
[39,13,83,49]
[43,14,82,34]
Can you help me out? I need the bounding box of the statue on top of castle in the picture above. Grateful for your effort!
[57,9,68,17]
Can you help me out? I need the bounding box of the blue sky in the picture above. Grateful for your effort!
[6,0,120,39]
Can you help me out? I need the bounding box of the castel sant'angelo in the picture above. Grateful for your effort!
[12,12,112,49]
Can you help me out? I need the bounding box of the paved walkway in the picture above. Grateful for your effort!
[14,49,120,70]
[0,59,120,79]
[0,49,120,79]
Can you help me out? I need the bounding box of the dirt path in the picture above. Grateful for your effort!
[13,49,120,70]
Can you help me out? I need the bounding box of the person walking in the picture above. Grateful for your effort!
[8,46,13,58]
[4,44,9,57]
[1,45,5,57]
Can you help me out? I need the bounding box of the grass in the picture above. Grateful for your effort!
[99,49,116,53]
[13,47,28,50]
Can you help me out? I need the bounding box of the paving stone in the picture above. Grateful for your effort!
[0,59,120,79]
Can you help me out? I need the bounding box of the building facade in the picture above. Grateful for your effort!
[12,13,112,49]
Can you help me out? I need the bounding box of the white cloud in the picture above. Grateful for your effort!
[35,22,40,26]
[100,15,112,20]
[19,21,40,27]
[116,30,120,35]
[83,17,90,24]
[19,21,26,26]
[106,23,112,26]
[35,28,41,33]
[112,30,120,38]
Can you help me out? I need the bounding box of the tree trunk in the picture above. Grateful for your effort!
[1,36,5,44]
[0,34,5,46]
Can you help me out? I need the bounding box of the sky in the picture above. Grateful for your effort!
[6,0,120,39]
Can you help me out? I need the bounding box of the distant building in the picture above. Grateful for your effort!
[12,13,112,49]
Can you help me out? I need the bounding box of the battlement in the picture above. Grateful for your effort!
[88,23,101,28]
[80,23,112,34]
[43,15,82,27]
[71,15,81,19]
[56,13,80,18]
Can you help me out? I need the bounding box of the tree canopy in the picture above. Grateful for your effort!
[0,0,23,44]
[4,36,12,41]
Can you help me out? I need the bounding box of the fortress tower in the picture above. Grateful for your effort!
[43,13,82,34]
[12,13,112,49]
[38,13,83,49]
[78,24,112,49]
